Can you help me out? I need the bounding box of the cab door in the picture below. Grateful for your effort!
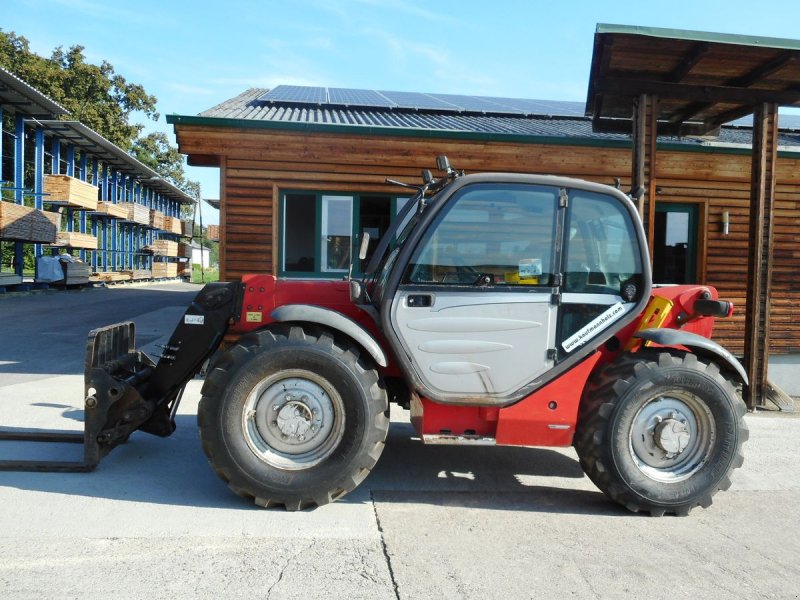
[388,183,561,401]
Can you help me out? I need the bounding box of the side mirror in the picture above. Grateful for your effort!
[358,232,370,260]
[421,169,433,184]
[436,155,451,172]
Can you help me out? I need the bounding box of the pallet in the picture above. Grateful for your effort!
[0,202,60,243]
[63,261,92,286]
[43,175,98,211]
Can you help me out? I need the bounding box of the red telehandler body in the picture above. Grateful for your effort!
[0,158,747,516]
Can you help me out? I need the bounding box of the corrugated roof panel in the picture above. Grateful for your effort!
[188,87,800,149]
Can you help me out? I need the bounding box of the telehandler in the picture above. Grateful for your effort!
[0,157,747,516]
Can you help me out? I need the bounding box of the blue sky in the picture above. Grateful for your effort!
[5,0,800,224]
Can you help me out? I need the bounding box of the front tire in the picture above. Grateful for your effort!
[574,351,748,516]
[198,324,389,510]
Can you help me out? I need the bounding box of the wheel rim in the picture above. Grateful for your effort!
[628,391,716,482]
[241,369,345,470]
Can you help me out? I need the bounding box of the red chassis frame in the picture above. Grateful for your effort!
[232,275,728,448]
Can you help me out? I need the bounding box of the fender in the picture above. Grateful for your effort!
[271,304,388,368]
[634,328,748,385]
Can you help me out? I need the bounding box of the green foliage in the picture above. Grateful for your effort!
[0,29,201,205]
[192,264,219,284]
[0,30,157,150]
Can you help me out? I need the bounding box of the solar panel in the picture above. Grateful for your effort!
[430,94,526,114]
[260,85,327,104]
[328,88,395,108]
[380,90,461,111]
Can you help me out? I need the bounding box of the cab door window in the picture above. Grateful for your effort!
[405,183,559,286]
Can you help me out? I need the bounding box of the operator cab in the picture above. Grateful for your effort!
[360,161,650,405]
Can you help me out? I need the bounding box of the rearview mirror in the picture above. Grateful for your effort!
[358,232,370,260]
[436,155,451,172]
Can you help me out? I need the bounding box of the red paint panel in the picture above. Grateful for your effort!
[495,352,602,447]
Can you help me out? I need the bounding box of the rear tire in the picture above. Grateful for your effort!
[574,351,747,516]
[198,324,389,510]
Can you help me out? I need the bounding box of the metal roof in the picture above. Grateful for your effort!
[0,65,69,117]
[34,120,196,204]
[176,88,800,151]
[587,23,800,136]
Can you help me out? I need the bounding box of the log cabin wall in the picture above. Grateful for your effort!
[174,124,800,355]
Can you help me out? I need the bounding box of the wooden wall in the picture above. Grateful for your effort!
[175,124,800,355]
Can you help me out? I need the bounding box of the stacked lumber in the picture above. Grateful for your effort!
[207,224,220,241]
[178,242,192,258]
[94,201,127,219]
[0,202,60,243]
[91,271,131,283]
[63,261,91,285]
[181,220,193,236]
[118,202,150,225]
[164,216,183,235]
[178,262,191,277]
[119,269,152,281]
[152,262,178,278]
[55,231,98,249]
[149,239,178,256]
[150,209,165,230]
[43,175,98,210]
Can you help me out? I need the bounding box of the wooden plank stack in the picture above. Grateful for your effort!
[118,202,150,225]
[0,202,60,243]
[149,239,178,256]
[178,242,192,258]
[181,220,193,236]
[152,262,178,278]
[150,209,165,230]
[207,224,220,241]
[55,231,98,249]
[164,216,183,235]
[94,201,128,219]
[43,175,98,210]
[63,261,92,285]
[91,271,131,283]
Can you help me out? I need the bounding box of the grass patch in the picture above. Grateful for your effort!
[192,264,219,283]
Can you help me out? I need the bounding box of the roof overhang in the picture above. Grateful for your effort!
[0,66,69,117]
[586,24,800,136]
[33,120,196,205]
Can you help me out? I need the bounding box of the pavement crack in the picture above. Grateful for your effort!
[265,540,316,599]
[371,490,400,600]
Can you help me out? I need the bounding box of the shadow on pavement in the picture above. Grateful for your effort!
[0,416,623,516]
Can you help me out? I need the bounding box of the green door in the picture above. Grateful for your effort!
[653,203,698,284]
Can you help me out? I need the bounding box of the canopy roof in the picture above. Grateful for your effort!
[586,24,800,136]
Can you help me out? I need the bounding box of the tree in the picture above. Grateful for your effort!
[0,30,157,150]
[0,29,199,200]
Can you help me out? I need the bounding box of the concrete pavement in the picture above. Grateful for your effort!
[0,283,798,599]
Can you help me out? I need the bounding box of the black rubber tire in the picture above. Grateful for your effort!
[574,351,748,516]
[198,324,389,510]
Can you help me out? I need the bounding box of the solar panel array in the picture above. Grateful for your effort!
[259,85,585,117]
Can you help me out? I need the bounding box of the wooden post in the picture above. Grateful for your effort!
[631,94,658,259]
[743,102,778,409]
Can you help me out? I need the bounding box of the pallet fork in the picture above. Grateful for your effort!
[0,282,240,472]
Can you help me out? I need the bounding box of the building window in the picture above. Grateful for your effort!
[281,191,407,277]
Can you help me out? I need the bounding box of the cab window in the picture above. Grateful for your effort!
[405,183,559,286]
